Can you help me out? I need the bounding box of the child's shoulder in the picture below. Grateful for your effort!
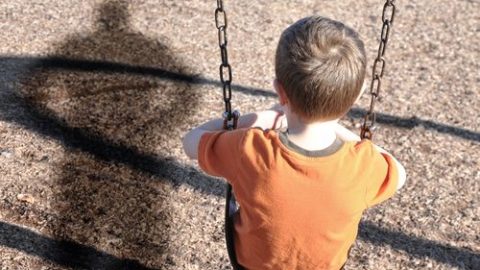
[242,129,382,158]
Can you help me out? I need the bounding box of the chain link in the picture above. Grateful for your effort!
[215,4,242,270]
[215,0,239,130]
[361,0,396,140]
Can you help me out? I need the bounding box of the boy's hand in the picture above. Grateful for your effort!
[269,103,286,113]
[271,110,287,131]
[256,104,287,130]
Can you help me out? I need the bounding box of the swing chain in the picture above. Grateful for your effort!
[215,0,239,130]
[361,0,396,140]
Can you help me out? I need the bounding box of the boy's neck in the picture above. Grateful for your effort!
[285,111,338,151]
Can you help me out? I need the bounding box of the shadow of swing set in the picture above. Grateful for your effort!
[4,0,199,268]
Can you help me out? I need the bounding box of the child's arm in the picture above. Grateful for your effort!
[334,123,406,190]
[183,106,286,160]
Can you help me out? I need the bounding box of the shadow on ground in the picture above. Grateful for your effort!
[358,221,480,269]
[0,221,155,270]
[6,0,203,268]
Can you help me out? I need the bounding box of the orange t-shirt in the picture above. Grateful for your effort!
[199,128,398,270]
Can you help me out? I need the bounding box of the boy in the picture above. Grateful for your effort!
[183,16,406,270]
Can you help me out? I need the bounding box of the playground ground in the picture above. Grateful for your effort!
[0,0,479,269]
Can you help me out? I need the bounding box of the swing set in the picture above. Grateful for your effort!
[213,1,396,269]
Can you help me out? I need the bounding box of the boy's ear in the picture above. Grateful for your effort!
[273,79,288,106]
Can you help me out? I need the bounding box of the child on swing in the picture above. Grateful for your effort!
[183,15,406,270]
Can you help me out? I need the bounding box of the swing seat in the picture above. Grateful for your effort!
[225,184,244,270]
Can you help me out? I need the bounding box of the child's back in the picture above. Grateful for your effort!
[184,15,406,270]
[199,127,401,269]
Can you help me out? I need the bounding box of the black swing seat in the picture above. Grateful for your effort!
[225,183,245,270]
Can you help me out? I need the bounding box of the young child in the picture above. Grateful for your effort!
[183,16,406,270]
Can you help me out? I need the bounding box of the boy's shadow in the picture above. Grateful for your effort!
[19,0,200,267]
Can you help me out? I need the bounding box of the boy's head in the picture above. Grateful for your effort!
[275,16,366,122]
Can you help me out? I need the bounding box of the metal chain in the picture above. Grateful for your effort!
[215,0,239,130]
[360,0,396,140]
[215,4,242,269]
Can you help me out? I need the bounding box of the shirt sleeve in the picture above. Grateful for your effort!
[364,143,399,207]
[198,128,247,180]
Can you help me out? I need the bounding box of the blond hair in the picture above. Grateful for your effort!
[275,16,366,121]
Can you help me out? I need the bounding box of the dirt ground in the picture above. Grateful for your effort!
[0,0,479,269]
